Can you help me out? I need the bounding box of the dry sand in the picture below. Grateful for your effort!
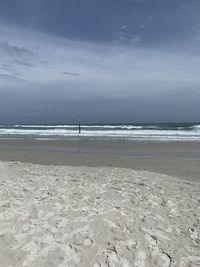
[0,161,200,267]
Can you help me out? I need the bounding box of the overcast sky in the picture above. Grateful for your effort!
[0,0,200,123]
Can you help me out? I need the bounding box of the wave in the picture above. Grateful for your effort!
[8,124,144,130]
[0,127,200,141]
[192,125,200,130]
[0,124,200,141]
[0,124,187,131]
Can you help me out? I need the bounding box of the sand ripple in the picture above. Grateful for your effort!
[0,161,199,267]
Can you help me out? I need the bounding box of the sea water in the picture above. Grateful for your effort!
[0,123,200,141]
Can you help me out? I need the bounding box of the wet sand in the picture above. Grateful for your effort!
[0,139,199,182]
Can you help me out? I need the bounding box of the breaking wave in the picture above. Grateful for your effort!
[0,124,200,141]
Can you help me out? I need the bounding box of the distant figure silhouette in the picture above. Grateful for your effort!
[79,123,81,134]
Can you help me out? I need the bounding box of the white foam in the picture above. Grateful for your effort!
[11,125,144,130]
[192,125,200,130]
[0,126,200,141]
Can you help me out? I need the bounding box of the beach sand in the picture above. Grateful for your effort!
[0,160,200,267]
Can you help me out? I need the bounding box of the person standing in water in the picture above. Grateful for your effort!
[78,122,81,134]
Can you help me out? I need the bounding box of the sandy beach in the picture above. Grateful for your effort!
[1,0,200,265]
[0,158,200,266]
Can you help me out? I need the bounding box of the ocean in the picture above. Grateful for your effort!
[0,123,200,141]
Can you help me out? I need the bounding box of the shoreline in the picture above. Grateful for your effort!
[0,139,200,182]
[1,139,200,158]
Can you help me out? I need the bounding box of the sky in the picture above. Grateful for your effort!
[0,0,200,124]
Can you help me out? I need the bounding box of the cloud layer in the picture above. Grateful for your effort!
[0,0,200,123]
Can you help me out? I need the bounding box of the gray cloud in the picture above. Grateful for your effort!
[62,71,81,77]
[14,59,34,67]
[0,73,25,83]
[0,0,200,123]
[0,63,14,71]
[0,41,33,57]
